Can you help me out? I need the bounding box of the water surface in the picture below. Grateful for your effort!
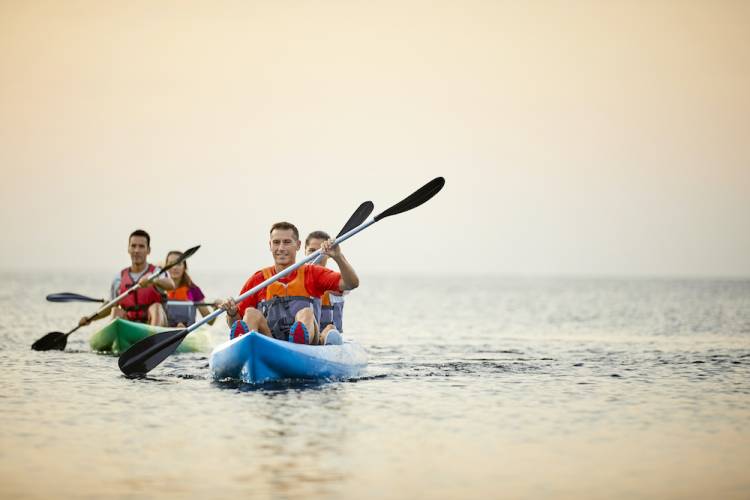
[1,272,749,499]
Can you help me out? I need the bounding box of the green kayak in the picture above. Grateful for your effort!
[89,318,212,355]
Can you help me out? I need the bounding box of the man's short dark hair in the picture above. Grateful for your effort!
[305,230,331,247]
[129,229,151,247]
[270,222,299,241]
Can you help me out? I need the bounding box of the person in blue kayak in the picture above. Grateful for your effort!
[79,229,175,327]
[305,230,346,345]
[218,222,359,345]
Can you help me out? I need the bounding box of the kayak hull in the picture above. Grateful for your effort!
[209,331,367,384]
[89,318,211,355]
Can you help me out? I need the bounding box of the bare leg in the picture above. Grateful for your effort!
[294,307,319,345]
[242,308,272,337]
[111,307,127,319]
[147,303,168,326]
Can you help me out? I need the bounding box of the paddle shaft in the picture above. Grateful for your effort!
[166,301,218,308]
[61,306,106,337]
[89,278,150,318]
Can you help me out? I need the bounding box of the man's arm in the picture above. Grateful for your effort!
[321,240,359,291]
[151,275,176,291]
[218,274,260,326]
[79,306,114,327]
[218,297,241,327]
[137,270,175,291]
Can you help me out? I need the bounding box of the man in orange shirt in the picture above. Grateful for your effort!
[218,222,359,345]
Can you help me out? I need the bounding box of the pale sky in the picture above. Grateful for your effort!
[1,0,748,277]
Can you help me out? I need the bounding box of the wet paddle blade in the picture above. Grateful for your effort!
[374,177,445,222]
[31,332,68,351]
[46,292,105,303]
[337,201,374,237]
[118,329,190,377]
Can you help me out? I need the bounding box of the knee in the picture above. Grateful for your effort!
[296,307,314,323]
[243,308,263,322]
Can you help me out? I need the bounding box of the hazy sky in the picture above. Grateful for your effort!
[1,0,748,277]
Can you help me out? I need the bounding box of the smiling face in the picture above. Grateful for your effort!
[305,237,328,267]
[269,228,300,268]
[128,235,150,267]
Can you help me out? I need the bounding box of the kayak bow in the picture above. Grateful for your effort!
[209,331,367,384]
[90,318,212,355]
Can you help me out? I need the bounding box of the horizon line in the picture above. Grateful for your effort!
[1,267,748,281]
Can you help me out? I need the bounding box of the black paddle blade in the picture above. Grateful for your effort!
[179,244,200,261]
[374,177,445,222]
[118,329,189,377]
[161,245,201,273]
[31,332,68,351]
[337,201,374,237]
[46,292,105,303]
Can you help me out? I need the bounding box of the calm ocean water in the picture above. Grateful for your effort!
[1,271,749,499]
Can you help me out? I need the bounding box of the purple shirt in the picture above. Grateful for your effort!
[187,286,205,303]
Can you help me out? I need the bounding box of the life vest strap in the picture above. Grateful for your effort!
[121,304,150,312]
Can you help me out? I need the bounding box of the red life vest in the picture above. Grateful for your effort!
[118,264,165,322]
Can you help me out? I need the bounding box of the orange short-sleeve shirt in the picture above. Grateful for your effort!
[236,265,341,318]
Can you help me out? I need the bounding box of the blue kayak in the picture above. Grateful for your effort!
[209,331,368,384]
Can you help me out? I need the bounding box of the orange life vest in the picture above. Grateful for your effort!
[167,285,191,301]
[258,266,317,340]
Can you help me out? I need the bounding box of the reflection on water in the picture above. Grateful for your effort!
[0,272,749,499]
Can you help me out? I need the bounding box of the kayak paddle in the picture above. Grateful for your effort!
[118,177,445,378]
[48,293,217,308]
[31,245,201,352]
